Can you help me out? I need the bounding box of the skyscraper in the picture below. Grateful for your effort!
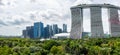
[26,26,34,38]
[23,22,67,39]
[22,26,34,38]
[53,24,58,35]
[44,25,54,38]
[22,30,27,38]
[70,4,120,39]
[44,25,50,38]
[49,25,53,38]
[63,24,67,33]
[58,28,62,33]
[33,22,44,38]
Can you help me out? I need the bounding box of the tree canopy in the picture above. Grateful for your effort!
[0,37,120,55]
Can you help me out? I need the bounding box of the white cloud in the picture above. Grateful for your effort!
[73,0,92,6]
[0,0,119,36]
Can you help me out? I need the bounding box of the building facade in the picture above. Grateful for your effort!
[22,26,34,38]
[44,25,50,38]
[34,22,44,38]
[22,30,27,38]
[70,4,120,39]
[63,24,67,33]
[53,24,59,35]
[27,26,34,38]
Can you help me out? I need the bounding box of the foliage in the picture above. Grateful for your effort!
[0,37,120,55]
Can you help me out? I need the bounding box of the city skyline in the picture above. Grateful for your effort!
[23,21,67,38]
[0,0,120,36]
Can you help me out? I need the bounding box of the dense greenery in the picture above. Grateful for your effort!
[0,37,120,55]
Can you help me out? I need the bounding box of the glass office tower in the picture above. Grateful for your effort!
[34,22,44,38]
[53,24,58,35]
[63,24,67,33]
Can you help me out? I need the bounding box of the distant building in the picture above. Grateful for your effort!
[23,22,68,39]
[22,30,27,38]
[82,32,90,38]
[70,4,120,39]
[44,25,50,38]
[44,25,54,38]
[58,28,62,33]
[52,33,70,39]
[23,26,34,38]
[53,24,59,35]
[49,25,53,38]
[34,22,44,38]
[27,26,34,38]
[63,24,67,33]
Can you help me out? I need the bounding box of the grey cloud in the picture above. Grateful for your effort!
[7,2,11,5]
[8,18,31,25]
[6,16,12,19]
[50,13,61,18]
[15,26,21,29]
[30,14,36,20]
[0,2,4,6]
[90,0,94,2]
[0,19,8,26]
[30,0,36,3]
[0,0,4,6]
[41,14,50,19]
[63,14,71,19]
[41,11,62,19]
[71,0,77,2]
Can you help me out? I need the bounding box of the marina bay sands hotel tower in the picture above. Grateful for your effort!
[70,4,120,39]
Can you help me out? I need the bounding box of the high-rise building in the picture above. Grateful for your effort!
[63,24,67,33]
[27,26,34,38]
[44,25,54,38]
[22,26,34,38]
[70,4,120,39]
[44,25,50,38]
[58,28,62,33]
[23,22,67,39]
[53,24,58,35]
[49,25,53,38]
[22,30,27,38]
[33,22,44,38]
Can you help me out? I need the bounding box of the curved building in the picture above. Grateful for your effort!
[70,4,120,39]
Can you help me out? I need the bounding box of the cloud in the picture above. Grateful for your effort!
[41,10,62,20]
[0,0,4,6]
[29,14,36,20]
[30,0,36,3]
[0,0,119,36]
[0,19,8,26]
[73,0,92,6]
[8,18,31,25]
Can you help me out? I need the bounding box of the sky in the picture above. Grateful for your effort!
[0,0,120,36]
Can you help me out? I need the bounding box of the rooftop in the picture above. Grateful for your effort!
[71,4,120,9]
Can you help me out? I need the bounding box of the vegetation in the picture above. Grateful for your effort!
[0,37,120,55]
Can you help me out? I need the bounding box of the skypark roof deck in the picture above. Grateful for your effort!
[71,4,120,9]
